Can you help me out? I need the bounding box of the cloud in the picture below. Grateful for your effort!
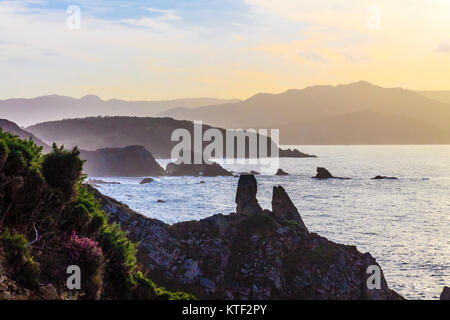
[298,51,325,63]
[341,52,369,64]
[143,7,181,21]
[436,44,450,53]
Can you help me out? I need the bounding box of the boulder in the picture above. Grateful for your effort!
[166,161,233,177]
[372,175,398,180]
[275,169,289,176]
[314,167,334,179]
[235,175,263,215]
[440,286,450,300]
[139,177,154,184]
[272,186,308,232]
[313,167,349,180]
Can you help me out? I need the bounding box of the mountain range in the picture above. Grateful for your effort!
[2,81,450,144]
[160,81,450,144]
[0,95,239,127]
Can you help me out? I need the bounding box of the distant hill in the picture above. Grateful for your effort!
[0,95,239,127]
[279,111,450,145]
[416,91,450,105]
[27,116,306,159]
[160,81,450,144]
[0,119,50,152]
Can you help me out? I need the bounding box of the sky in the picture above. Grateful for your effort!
[1,0,450,100]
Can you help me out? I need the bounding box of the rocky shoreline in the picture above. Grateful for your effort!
[89,175,405,300]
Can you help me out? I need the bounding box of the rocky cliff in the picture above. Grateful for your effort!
[89,175,404,300]
[80,145,166,177]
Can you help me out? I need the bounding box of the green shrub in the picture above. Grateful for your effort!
[0,139,8,170]
[0,132,42,176]
[99,223,137,298]
[132,271,196,300]
[0,229,40,287]
[61,203,91,234]
[42,144,83,202]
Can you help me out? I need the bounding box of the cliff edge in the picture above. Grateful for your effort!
[90,175,404,300]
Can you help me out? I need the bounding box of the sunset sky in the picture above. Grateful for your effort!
[1,0,450,100]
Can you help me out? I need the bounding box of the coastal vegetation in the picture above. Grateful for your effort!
[0,129,194,300]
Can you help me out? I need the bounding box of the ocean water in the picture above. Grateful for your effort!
[92,145,449,300]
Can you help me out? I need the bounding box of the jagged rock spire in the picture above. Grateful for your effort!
[272,186,308,232]
[235,175,263,215]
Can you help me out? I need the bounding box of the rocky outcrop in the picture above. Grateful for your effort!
[440,286,450,300]
[279,148,317,158]
[275,169,289,176]
[166,162,232,177]
[271,186,307,232]
[88,176,403,300]
[372,175,398,180]
[313,167,349,180]
[140,178,154,184]
[235,175,264,216]
[81,145,166,177]
[314,167,334,179]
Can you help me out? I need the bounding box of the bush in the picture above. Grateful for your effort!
[99,223,137,298]
[61,203,91,234]
[65,231,104,299]
[42,144,83,202]
[0,229,40,287]
[132,272,196,300]
[0,132,42,177]
[0,139,8,170]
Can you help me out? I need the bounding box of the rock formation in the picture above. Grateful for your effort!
[166,161,232,177]
[440,286,450,300]
[372,175,398,180]
[314,167,334,179]
[275,169,289,176]
[89,176,403,300]
[235,175,264,216]
[279,148,317,158]
[313,167,349,180]
[140,178,154,184]
[271,186,308,232]
[81,145,166,177]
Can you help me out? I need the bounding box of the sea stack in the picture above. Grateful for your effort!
[275,169,289,176]
[235,175,263,215]
[440,286,450,300]
[272,186,308,232]
[314,167,334,179]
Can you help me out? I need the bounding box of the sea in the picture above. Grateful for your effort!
[91,145,450,300]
